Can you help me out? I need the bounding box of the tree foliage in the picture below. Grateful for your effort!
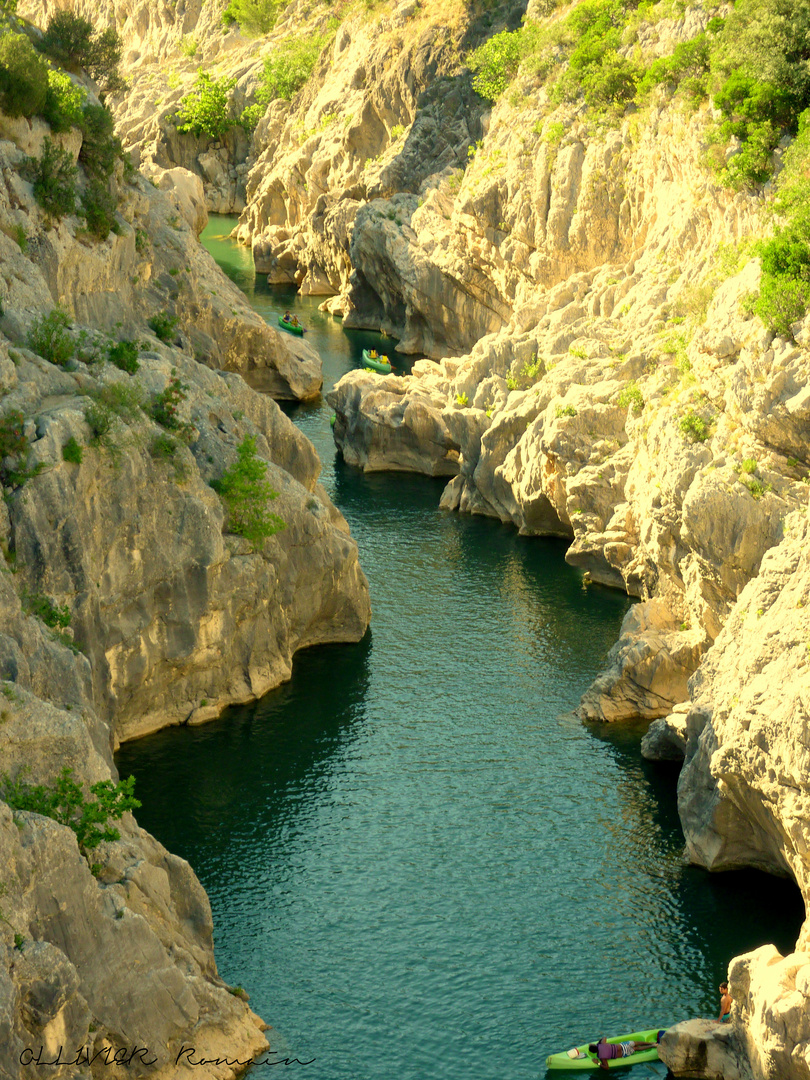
[176,69,237,139]
[0,32,48,118]
[2,767,141,853]
[211,436,285,549]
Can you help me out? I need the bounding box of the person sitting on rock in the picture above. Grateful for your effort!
[718,981,732,1022]
[587,1037,659,1070]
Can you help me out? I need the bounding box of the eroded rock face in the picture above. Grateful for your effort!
[327,367,460,476]
[677,508,810,881]
[726,945,810,1080]
[0,77,371,1074]
[4,350,370,744]
[0,787,269,1079]
[659,1018,754,1080]
[0,114,321,401]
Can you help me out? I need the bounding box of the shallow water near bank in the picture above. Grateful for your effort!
[116,218,804,1080]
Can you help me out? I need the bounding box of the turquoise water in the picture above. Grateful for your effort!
[115,219,804,1080]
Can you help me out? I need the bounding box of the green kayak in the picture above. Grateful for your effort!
[278,315,305,335]
[362,349,392,373]
[546,1029,663,1070]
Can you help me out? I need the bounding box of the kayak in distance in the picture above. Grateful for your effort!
[362,348,393,373]
[546,1028,665,1070]
[278,314,305,335]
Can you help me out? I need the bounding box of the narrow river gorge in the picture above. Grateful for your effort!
[115,220,804,1080]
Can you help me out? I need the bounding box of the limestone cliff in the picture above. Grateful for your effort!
[0,34,370,1074]
[6,0,810,1076]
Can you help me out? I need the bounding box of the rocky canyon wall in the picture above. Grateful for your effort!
[0,35,370,1073]
[6,0,810,1076]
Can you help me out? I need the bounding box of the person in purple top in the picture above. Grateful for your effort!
[587,1036,660,1070]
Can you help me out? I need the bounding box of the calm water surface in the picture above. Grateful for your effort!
[116,218,804,1079]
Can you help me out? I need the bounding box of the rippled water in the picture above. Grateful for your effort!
[115,218,804,1080]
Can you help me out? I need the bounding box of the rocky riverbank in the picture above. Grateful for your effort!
[0,37,370,1075]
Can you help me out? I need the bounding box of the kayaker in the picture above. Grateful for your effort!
[587,1037,659,1070]
[283,310,291,322]
[718,981,732,1022]
[369,349,377,358]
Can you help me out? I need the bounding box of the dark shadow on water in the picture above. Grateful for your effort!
[116,633,373,868]
[589,719,805,1018]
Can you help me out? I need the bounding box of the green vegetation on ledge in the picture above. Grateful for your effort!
[211,436,285,550]
[1,767,141,854]
[465,0,810,188]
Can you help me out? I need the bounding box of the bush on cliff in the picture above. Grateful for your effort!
[28,309,75,366]
[29,138,78,223]
[176,69,237,140]
[211,436,285,550]
[38,11,123,90]
[81,177,118,240]
[748,117,810,337]
[39,10,94,69]
[467,30,523,102]
[222,0,285,37]
[78,103,121,180]
[42,69,87,132]
[251,31,332,108]
[0,32,48,118]
[704,0,810,187]
[2,767,141,854]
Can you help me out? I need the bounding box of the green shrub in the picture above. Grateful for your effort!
[467,29,523,102]
[0,32,48,118]
[222,0,286,37]
[0,409,27,462]
[740,457,758,473]
[29,138,77,223]
[88,381,143,422]
[752,276,810,338]
[107,340,139,374]
[78,104,120,180]
[28,309,75,366]
[211,435,285,549]
[81,178,117,241]
[679,410,710,442]
[83,400,114,444]
[637,34,710,103]
[150,371,195,441]
[253,32,331,104]
[62,436,83,464]
[148,312,179,343]
[555,404,578,418]
[0,409,39,486]
[42,70,87,133]
[705,0,810,187]
[22,589,70,629]
[150,433,189,481]
[176,70,236,139]
[82,383,142,448]
[617,381,644,415]
[743,476,771,499]
[1,766,140,853]
[86,27,124,91]
[39,10,94,69]
[456,392,469,406]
